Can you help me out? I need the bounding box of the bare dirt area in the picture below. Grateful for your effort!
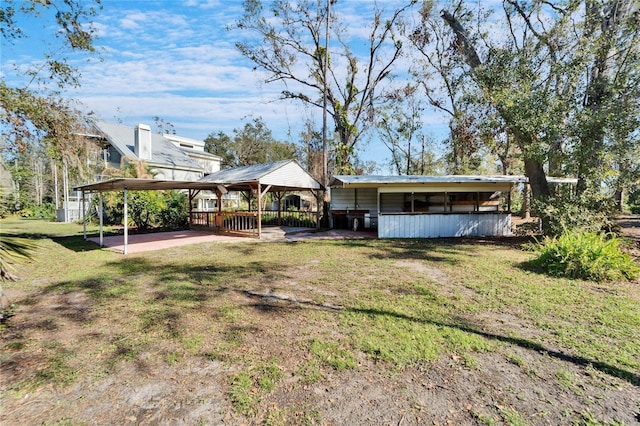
[1,222,640,425]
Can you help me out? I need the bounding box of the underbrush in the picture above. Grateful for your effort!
[528,231,639,282]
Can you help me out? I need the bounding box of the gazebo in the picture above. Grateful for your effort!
[75,160,323,254]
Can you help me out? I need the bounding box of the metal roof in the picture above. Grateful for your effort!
[75,160,322,193]
[330,175,577,187]
[92,121,202,170]
[200,159,322,191]
[201,160,293,182]
[75,178,226,193]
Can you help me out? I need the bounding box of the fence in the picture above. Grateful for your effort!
[190,211,259,237]
[260,210,318,228]
[190,209,318,237]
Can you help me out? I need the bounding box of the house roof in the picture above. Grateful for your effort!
[200,159,322,192]
[92,121,202,171]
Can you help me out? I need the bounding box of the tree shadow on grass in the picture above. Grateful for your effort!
[241,291,640,387]
[352,307,640,387]
[51,235,105,252]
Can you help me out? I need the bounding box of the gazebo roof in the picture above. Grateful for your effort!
[75,178,225,193]
[75,160,322,194]
[199,159,322,192]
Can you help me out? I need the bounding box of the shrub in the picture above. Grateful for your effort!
[534,191,616,236]
[129,191,165,230]
[159,191,189,229]
[528,231,639,282]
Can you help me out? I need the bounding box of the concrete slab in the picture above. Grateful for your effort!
[87,227,376,254]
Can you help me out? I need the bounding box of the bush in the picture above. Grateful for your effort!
[129,191,166,230]
[534,191,616,236]
[159,191,189,230]
[17,203,56,221]
[528,231,639,282]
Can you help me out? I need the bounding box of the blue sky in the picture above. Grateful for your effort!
[1,0,454,171]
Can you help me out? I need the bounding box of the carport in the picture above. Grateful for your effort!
[75,160,324,254]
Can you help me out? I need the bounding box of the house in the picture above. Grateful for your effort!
[58,121,228,222]
[330,175,555,238]
[89,121,221,181]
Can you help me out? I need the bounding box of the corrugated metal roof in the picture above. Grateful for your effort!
[331,175,529,186]
[75,178,226,192]
[201,160,291,183]
[200,160,322,191]
[92,121,202,170]
[330,175,577,186]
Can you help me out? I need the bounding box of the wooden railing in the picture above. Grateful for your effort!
[190,209,318,238]
[260,210,318,228]
[190,211,259,237]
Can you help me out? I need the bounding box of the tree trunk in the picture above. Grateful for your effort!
[524,157,550,200]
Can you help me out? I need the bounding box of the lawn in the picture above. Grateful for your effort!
[1,218,639,425]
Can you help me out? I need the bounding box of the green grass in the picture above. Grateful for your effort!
[2,218,639,423]
[229,358,283,415]
[309,338,357,371]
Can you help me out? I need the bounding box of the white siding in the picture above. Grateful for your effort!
[261,161,321,189]
[330,188,356,210]
[379,213,512,238]
[152,168,203,181]
[330,188,377,211]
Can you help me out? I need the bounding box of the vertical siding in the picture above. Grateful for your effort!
[379,213,511,238]
[330,188,356,209]
[330,188,377,211]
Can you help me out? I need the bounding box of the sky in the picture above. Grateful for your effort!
[1,0,456,172]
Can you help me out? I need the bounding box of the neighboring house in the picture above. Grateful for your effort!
[57,121,229,222]
[89,121,221,181]
[0,159,16,200]
[329,175,575,238]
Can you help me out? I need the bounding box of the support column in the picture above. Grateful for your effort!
[82,191,86,240]
[99,192,104,247]
[257,183,262,239]
[276,192,284,226]
[123,188,128,255]
[314,190,322,229]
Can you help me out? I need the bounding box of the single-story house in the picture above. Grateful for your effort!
[329,175,575,238]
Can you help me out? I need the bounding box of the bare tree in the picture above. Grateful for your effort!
[233,0,417,174]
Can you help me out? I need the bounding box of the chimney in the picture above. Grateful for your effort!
[134,124,152,161]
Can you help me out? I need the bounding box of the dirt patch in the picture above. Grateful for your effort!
[2,357,231,425]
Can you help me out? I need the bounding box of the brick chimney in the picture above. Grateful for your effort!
[134,124,152,161]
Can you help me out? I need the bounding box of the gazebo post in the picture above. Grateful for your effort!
[314,190,322,229]
[276,192,284,226]
[257,183,262,239]
[82,191,86,240]
[123,188,128,255]
[99,192,104,247]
